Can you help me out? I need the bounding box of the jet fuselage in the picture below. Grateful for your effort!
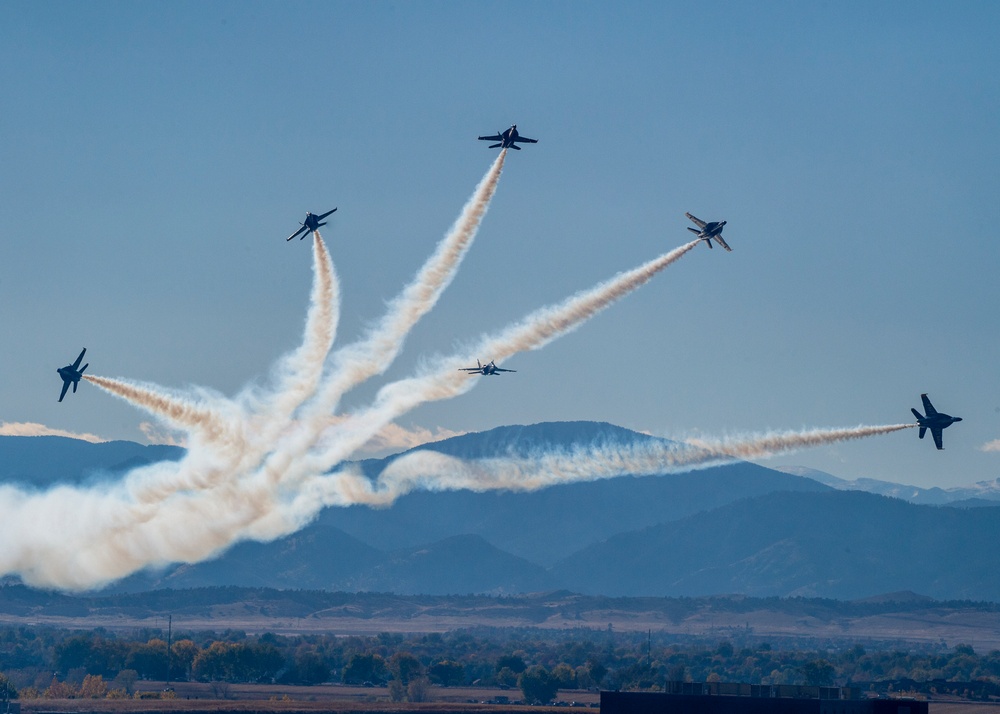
[911,393,962,450]
[699,221,726,237]
[57,348,88,402]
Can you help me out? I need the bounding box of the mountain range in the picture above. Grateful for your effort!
[2,422,998,601]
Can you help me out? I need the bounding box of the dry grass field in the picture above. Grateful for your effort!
[16,682,598,714]
[4,598,1000,648]
[17,693,1000,714]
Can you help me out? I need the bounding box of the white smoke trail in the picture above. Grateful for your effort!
[309,149,506,415]
[257,151,507,485]
[5,236,699,588]
[295,423,917,508]
[0,459,303,590]
[0,159,516,590]
[297,239,702,475]
[84,375,235,444]
[84,231,338,452]
[0,421,914,590]
[243,231,339,444]
[80,232,339,506]
[686,423,916,458]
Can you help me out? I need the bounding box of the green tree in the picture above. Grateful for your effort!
[342,653,388,685]
[588,659,608,686]
[0,673,18,700]
[170,639,199,681]
[126,639,169,680]
[428,660,465,687]
[54,633,128,677]
[802,659,835,686]
[551,663,577,688]
[519,665,559,705]
[192,641,233,682]
[496,667,518,688]
[291,650,330,685]
[497,654,527,674]
[235,642,284,682]
[112,669,138,695]
[390,651,424,685]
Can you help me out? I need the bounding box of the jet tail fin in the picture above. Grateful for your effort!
[911,407,924,422]
[488,143,502,149]
[918,426,927,440]
[687,227,700,235]
[80,363,88,375]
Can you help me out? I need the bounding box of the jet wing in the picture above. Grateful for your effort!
[713,235,733,252]
[514,136,538,144]
[72,348,86,369]
[286,225,308,242]
[58,380,70,402]
[685,213,707,229]
[493,367,516,372]
[317,208,338,220]
[921,394,938,416]
[931,427,944,450]
[478,133,503,142]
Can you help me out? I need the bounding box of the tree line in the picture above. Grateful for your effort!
[2,625,1000,705]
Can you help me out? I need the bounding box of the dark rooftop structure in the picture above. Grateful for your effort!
[602,682,927,714]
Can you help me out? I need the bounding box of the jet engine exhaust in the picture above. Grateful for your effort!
[83,375,235,444]
[686,423,917,459]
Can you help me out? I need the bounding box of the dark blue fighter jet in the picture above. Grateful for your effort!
[459,359,516,376]
[57,348,88,402]
[287,208,337,241]
[911,393,962,450]
[477,124,538,150]
[686,213,731,251]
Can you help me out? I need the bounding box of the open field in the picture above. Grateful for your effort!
[16,692,1000,714]
[17,682,598,714]
[3,602,1000,649]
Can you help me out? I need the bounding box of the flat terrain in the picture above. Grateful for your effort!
[15,691,1000,714]
[3,600,1000,649]
[18,682,597,714]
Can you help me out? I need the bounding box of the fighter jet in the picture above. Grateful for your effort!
[685,213,732,251]
[459,359,516,376]
[287,209,337,241]
[57,348,88,402]
[911,393,963,450]
[477,124,538,150]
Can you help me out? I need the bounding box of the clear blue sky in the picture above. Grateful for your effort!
[2,1,998,488]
